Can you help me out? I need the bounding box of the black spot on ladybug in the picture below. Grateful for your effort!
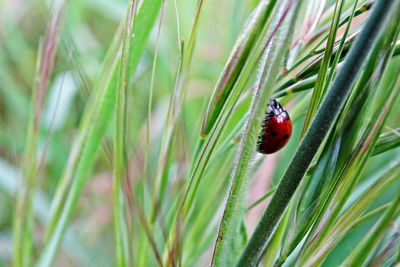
[283,134,289,139]
[271,132,277,137]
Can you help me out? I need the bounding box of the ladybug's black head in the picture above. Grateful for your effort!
[268,99,290,120]
[268,99,284,115]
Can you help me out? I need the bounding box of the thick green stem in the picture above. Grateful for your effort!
[236,0,397,265]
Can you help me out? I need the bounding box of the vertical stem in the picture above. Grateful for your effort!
[113,1,135,266]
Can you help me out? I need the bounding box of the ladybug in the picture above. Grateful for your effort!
[257,99,292,154]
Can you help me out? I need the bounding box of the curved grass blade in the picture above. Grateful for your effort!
[152,0,203,220]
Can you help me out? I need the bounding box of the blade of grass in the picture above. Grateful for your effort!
[372,126,400,155]
[324,0,359,93]
[13,2,65,266]
[113,0,136,266]
[247,186,277,211]
[285,0,326,69]
[144,0,165,184]
[200,0,278,137]
[236,0,398,265]
[302,160,400,266]
[211,1,301,265]
[43,21,124,245]
[342,193,400,266]
[262,202,293,266]
[144,0,205,262]
[300,0,345,137]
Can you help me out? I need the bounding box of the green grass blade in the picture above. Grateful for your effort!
[301,161,400,266]
[152,0,202,218]
[43,22,124,245]
[262,202,293,266]
[300,0,345,137]
[372,127,400,155]
[200,0,278,137]
[342,194,400,266]
[13,2,65,266]
[113,0,135,266]
[211,1,301,265]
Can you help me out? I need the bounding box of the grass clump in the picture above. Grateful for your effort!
[0,0,399,266]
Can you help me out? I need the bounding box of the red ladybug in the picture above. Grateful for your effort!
[257,99,292,154]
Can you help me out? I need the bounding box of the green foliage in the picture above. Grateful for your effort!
[0,0,399,266]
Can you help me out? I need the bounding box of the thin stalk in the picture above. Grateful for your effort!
[349,203,392,231]
[144,0,165,183]
[113,0,135,266]
[152,0,203,219]
[300,0,345,137]
[13,2,65,266]
[247,186,277,211]
[325,0,359,90]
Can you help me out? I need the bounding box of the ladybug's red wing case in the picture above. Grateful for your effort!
[257,99,292,154]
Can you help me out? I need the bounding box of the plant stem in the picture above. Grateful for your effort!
[113,0,135,265]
